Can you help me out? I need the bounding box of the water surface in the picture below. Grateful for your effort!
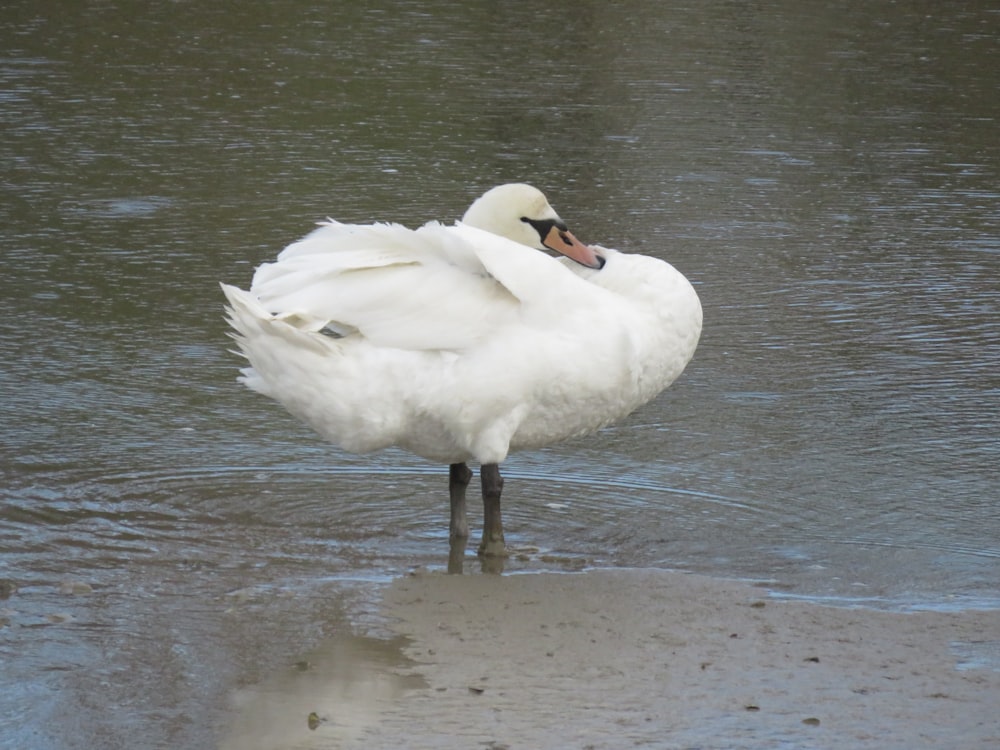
[1,1,998,747]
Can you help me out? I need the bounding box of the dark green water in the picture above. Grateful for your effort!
[2,1,998,747]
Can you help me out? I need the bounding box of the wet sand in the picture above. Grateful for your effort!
[223,568,999,749]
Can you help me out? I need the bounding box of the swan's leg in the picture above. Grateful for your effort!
[478,463,506,557]
[449,462,472,541]
[448,463,473,574]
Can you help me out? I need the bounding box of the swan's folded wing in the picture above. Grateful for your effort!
[246,221,521,351]
[449,223,605,312]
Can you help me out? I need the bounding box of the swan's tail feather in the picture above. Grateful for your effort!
[221,283,344,352]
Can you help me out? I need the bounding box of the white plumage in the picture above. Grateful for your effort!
[222,184,702,558]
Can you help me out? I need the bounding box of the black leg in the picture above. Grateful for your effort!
[448,462,473,574]
[449,462,472,541]
[478,463,506,557]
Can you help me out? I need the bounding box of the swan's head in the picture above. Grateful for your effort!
[461,183,605,269]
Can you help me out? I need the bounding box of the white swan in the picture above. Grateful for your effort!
[221,184,702,559]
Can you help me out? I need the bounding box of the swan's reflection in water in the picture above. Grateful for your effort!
[447,539,506,575]
[220,632,425,750]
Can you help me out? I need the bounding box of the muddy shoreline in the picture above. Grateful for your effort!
[222,568,1000,749]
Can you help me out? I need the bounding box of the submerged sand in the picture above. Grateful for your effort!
[223,568,1000,749]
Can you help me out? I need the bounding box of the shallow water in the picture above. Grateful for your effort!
[2,1,998,747]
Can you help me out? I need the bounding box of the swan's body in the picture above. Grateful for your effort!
[222,184,701,561]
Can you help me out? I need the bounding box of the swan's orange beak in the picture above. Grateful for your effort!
[542,225,606,269]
